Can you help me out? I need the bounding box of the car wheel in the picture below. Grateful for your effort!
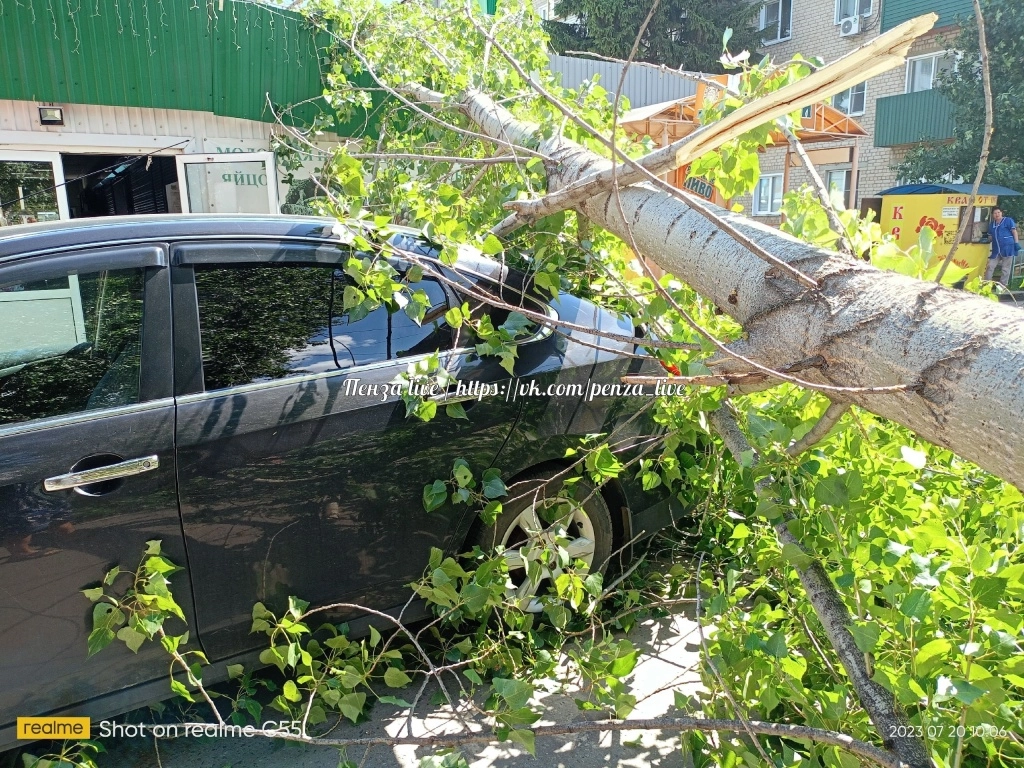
[469,469,614,612]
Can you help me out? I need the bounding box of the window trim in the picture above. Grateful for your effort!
[0,246,172,428]
[905,52,957,93]
[834,0,873,25]
[832,82,867,116]
[826,169,853,207]
[759,0,792,45]
[172,242,558,401]
[753,173,785,216]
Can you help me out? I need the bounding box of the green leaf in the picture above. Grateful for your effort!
[480,500,502,526]
[481,469,507,499]
[339,692,366,723]
[170,679,195,703]
[509,729,536,755]
[900,589,932,620]
[764,630,788,659]
[369,625,381,647]
[444,307,464,327]
[972,576,1007,609]
[384,667,412,688]
[780,542,813,569]
[492,678,534,710]
[283,680,303,702]
[481,234,504,255]
[82,587,105,602]
[116,626,147,653]
[379,695,413,707]
[848,622,880,654]
[423,480,448,512]
[227,664,245,680]
[145,540,162,555]
[446,402,469,421]
[609,645,639,677]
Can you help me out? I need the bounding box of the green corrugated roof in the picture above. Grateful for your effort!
[0,0,339,126]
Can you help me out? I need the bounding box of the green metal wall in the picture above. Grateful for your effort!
[874,89,956,147]
[0,0,332,125]
[881,0,973,31]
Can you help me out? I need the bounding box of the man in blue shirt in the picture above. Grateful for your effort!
[986,206,1020,285]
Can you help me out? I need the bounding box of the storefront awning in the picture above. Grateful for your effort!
[878,183,1022,196]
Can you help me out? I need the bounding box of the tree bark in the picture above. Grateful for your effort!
[424,56,1024,491]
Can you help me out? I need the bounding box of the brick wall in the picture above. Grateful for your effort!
[731,1,949,224]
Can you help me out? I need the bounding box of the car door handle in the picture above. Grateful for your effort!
[430,390,480,405]
[44,455,160,492]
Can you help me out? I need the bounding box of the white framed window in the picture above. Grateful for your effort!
[905,52,957,93]
[827,169,852,207]
[754,174,784,216]
[835,0,872,24]
[832,82,866,115]
[759,0,792,45]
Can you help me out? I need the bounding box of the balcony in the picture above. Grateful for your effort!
[881,0,973,32]
[874,89,955,148]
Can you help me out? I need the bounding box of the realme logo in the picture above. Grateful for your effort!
[17,717,90,739]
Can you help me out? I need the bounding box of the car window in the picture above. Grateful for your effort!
[0,268,145,427]
[194,263,453,392]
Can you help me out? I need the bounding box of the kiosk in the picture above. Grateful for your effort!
[871,183,1022,283]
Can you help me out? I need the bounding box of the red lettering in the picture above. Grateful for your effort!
[891,226,902,238]
[892,206,904,220]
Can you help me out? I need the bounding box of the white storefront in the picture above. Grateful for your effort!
[0,98,340,228]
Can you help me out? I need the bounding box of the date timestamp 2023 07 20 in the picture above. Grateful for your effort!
[889,724,1014,739]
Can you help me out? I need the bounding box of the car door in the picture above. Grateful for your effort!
[0,245,188,726]
[170,240,523,660]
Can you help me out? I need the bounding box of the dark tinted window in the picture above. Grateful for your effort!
[194,264,452,391]
[0,268,145,426]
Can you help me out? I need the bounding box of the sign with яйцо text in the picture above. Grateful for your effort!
[17,717,90,740]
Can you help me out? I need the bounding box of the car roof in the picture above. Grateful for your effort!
[0,214,419,261]
[0,214,511,283]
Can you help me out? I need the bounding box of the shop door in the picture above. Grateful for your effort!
[174,153,280,214]
[0,150,70,227]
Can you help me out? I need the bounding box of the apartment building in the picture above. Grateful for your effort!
[739,0,969,222]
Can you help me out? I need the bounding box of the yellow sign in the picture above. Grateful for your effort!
[945,194,997,206]
[17,717,91,740]
[879,193,992,280]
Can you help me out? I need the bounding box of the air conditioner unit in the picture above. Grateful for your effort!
[839,15,860,36]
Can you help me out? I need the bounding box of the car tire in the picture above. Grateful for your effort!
[468,469,614,611]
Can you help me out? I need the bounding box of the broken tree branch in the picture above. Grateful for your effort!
[708,404,933,768]
[934,0,995,284]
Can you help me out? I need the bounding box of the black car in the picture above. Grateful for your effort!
[0,215,683,748]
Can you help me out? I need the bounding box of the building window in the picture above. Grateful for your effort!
[832,82,866,115]
[827,170,852,207]
[906,53,956,93]
[759,0,792,44]
[835,0,872,23]
[754,174,784,216]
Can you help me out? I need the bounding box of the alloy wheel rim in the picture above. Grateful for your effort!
[500,498,596,612]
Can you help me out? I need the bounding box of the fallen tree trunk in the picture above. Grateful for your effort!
[409,39,1024,491]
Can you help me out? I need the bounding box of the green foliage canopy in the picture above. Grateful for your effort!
[897,0,1024,219]
[544,0,764,71]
